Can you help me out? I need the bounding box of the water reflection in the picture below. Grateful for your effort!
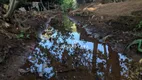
[24,16,139,80]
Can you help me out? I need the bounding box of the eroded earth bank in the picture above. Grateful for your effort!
[1,0,142,80]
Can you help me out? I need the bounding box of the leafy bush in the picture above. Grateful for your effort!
[60,0,77,12]
[16,30,30,39]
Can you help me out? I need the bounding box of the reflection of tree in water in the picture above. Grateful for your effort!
[94,43,142,80]
[36,26,96,79]
[50,15,73,34]
[39,28,123,79]
[27,15,142,80]
[42,30,93,68]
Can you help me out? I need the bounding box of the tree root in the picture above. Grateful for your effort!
[14,14,31,32]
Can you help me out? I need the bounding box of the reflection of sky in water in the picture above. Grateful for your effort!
[28,27,131,79]
[40,32,94,50]
[28,48,54,78]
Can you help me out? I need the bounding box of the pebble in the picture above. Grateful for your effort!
[139,59,142,64]
[0,74,5,77]
[18,69,29,74]
[101,16,104,19]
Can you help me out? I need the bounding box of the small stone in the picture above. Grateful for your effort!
[101,16,104,19]
[22,43,25,46]
[4,22,10,28]
[139,59,142,64]
[140,72,142,75]
[19,7,26,12]
[108,22,112,25]
[18,69,29,74]
[39,73,43,77]
[0,74,5,77]
[4,51,8,54]
[93,33,100,39]
[91,15,95,19]
[8,46,11,48]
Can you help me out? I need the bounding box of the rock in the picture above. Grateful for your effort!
[22,43,25,46]
[139,59,142,64]
[0,74,5,77]
[3,22,10,28]
[92,33,100,39]
[39,73,43,77]
[19,7,26,12]
[101,16,104,19]
[91,15,95,19]
[8,46,11,49]
[18,69,29,74]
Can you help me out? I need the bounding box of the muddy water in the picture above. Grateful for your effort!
[21,16,142,80]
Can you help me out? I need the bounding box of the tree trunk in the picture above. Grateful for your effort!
[4,0,19,18]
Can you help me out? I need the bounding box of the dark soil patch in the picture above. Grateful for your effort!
[0,10,61,80]
[69,8,142,61]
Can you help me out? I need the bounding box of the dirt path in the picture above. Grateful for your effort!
[69,0,142,60]
[71,0,142,16]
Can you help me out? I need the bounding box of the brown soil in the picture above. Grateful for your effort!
[69,0,142,60]
[1,0,142,79]
[0,10,60,80]
[71,0,142,16]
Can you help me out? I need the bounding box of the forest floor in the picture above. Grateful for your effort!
[0,0,142,80]
[69,0,142,60]
[0,10,61,80]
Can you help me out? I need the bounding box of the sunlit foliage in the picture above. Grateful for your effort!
[60,0,77,12]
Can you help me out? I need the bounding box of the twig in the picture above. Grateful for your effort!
[14,14,31,32]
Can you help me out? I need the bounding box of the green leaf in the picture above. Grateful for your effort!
[26,34,30,38]
[17,34,24,39]
[19,34,24,38]
[83,24,88,28]
[127,39,142,49]
[76,13,81,16]
[20,30,24,33]
[138,40,142,52]
[127,39,142,52]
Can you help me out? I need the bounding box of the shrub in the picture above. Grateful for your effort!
[60,0,77,12]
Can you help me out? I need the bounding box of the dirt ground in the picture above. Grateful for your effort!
[0,10,60,80]
[1,0,142,80]
[69,0,142,60]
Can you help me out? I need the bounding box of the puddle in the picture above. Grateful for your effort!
[22,16,142,80]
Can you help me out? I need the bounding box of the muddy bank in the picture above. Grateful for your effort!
[1,0,142,79]
[0,12,141,80]
[18,15,142,80]
[0,10,60,80]
[69,1,142,60]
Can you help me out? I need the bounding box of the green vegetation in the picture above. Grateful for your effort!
[16,30,30,39]
[127,39,142,52]
[127,21,142,52]
[134,21,142,31]
[60,0,77,12]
